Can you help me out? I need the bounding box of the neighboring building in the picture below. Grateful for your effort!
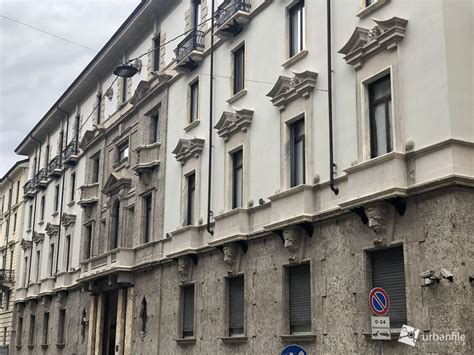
[0,160,28,353]
[10,0,474,355]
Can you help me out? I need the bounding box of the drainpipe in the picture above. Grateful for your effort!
[56,106,70,274]
[28,134,41,283]
[327,0,339,195]
[4,176,14,272]
[206,0,215,235]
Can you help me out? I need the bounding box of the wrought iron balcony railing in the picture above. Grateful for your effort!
[0,269,14,284]
[48,155,63,177]
[63,139,79,165]
[174,29,205,64]
[35,168,49,188]
[23,178,36,198]
[216,0,251,28]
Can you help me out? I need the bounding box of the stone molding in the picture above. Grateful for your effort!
[177,256,193,284]
[32,231,45,244]
[20,239,32,251]
[365,203,387,234]
[61,213,77,228]
[338,17,408,69]
[222,243,242,275]
[266,70,318,111]
[172,138,205,165]
[282,225,306,263]
[45,223,60,237]
[214,109,253,141]
[103,173,132,195]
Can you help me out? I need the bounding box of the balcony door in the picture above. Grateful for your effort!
[102,291,118,355]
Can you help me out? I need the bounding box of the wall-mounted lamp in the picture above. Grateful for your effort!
[113,64,138,78]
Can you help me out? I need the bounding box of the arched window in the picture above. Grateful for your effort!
[139,296,148,334]
[111,200,120,249]
[81,308,88,341]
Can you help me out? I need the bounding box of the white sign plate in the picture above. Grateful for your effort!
[371,316,391,340]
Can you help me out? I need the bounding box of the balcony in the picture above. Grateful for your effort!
[174,29,205,72]
[164,226,204,258]
[35,168,49,188]
[132,142,161,174]
[23,179,36,199]
[47,155,63,178]
[212,208,251,246]
[79,248,135,282]
[78,183,99,207]
[215,0,251,39]
[0,269,14,290]
[63,140,79,165]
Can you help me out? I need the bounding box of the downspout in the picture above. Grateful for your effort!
[327,0,339,195]
[206,0,215,235]
[56,106,70,274]
[28,134,41,283]
[5,176,14,270]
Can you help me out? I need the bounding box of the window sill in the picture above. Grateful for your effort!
[67,201,75,207]
[227,89,247,104]
[356,0,389,18]
[27,344,34,349]
[51,211,59,217]
[41,344,49,349]
[183,120,200,132]
[113,158,129,171]
[220,336,248,343]
[282,50,308,68]
[38,220,44,226]
[280,334,316,342]
[174,337,196,345]
[56,343,65,348]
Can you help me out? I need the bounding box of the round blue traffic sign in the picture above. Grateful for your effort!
[369,287,390,316]
[281,344,307,355]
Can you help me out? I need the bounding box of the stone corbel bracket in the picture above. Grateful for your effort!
[32,231,45,244]
[266,70,318,111]
[172,137,205,165]
[338,16,408,69]
[220,242,248,275]
[57,290,68,307]
[214,108,254,141]
[277,224,313,263]
[45,223,60,237]
[176,255,196,284]
[61,213,76,228]
[20,239,32,251]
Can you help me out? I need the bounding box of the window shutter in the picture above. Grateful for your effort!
[229,276,244,335]
[289,264,311,333]
[371,247,407,328]
[182,285,194,337]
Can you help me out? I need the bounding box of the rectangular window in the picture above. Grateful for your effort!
[5,219,9,239]
[84,224,93,260]
[36,251,41,282]
[4,290,10,310]
[150,113,160,144]
[96,94,102,125]
[289,0,305,57]
[228,276,245,336]
[117,140,129,162]
[54,185,60,212]
[23,256,28,287]
[369,74,392,158]
[290,118,306,187]
[57,309,66,344]
[70,173,76,202]
[233,45,245,95]
[17,317,23,346]
[42,312,49,345]
[122,77,128,103]
[16,180,20,203]
[65,236,71,271]
[48,244,54,277]
[13,213,17,232]
[153,35,161,72]
[186,173,196,226]
[28,205,33,229]
[193,0,202,28]
[371,246,407,328]
[3,327,6,345]
[182,284,195,338]
[1,197,4,214]
[74,115,80,141]
[8,188,12,207]
[40,195,46,221]
[28,315,35,346]
[288,264,311,334]
[189,80,199,123]
[91,155,100,183]
[143,194,153,243]
[232,149,243,209]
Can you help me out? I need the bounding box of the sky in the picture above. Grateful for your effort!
[0,0,141,177]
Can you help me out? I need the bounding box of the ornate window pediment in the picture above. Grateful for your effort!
[338,17,408,69]
[214,108,253,141]
[172,137,205,165]
[20,239,32,251]
[79,126,106,151]
[60,213,76,228]
[266,70,318,111]
[45,223,59,237]
[103,172,132,195]
[32,231,45,244]
[130,80,151,106]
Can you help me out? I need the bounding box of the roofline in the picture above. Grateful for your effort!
[14,0,148,154]
[0,159,29,184]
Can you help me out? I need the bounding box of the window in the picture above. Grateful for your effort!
[91,155,100,183]
[153,35,161,72]
[28,315,35,347]
[193,0,202,28]
[48,244,54,277]
[371,246,407,328]
[4,290,9,311]
[150,112,160,144]
[17,316,23,346]
[231,149,243,209]
[365,0,376,6]
[96,93,102,125]
[54,185,60,212]
[121,77,128,103]
[143,194,153,243]
[74,115,80,141]
[28,205,33,229]
[111,201,120,249]
[1,197,3,214]
[16,180,20,203]
[65,235,71,271]
[84,224,93,260]
[23,256,28,286]
[182,284,195,338]
[57,309,66,344]
[40,195,46,221]
[117,140,129,162]
[289,0,305,57]
[8,188,12,207]
[3,327,6,345]
[186,173,196,226]
[70,173,76,202]
[42,312,49,345]
[36,250,41,282]
[288,264,311,334]
[13,213,17,232]
[228,276,245,336]
[290,118,306,187]
[368,74,392,158]
[233,45,245,95]
[189,80,199,123]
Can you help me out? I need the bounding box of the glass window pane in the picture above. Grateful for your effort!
[374,103,388,155]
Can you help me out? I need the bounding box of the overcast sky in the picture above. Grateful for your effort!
[0,0,141,176]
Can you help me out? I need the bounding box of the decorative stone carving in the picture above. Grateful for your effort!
[104,87,114,100]
[79,126,106,151]
[338,17,408,69]
[41,295,52,307]
[20,239,32,251]
[172,138,205,165]
[103,173,132,195]
[214,108,253,141]
[223,243,240,275]
[365,204,387,233]
[61,213,77,228]
[57,290,68,307]
[177,256,193,284]
[130,80,151,105]
[266,70,318,111]
[32,231,45,244]
[27,299,37,312]
[45,223,59,237]
[282,225,305,262]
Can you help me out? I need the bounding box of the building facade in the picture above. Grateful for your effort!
[0,160,28,354]
[10,0,474,354]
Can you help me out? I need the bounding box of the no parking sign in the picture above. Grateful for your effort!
[369,287,390,316]
[281,344,307,355]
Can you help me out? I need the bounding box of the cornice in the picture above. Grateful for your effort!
[172,138,205,165]
[214,108,253,141]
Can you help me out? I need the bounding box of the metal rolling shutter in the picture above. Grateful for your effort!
[371,246,407,328]
[289,264,311,333]
[182,285,194,337]
[229,276,245,336]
